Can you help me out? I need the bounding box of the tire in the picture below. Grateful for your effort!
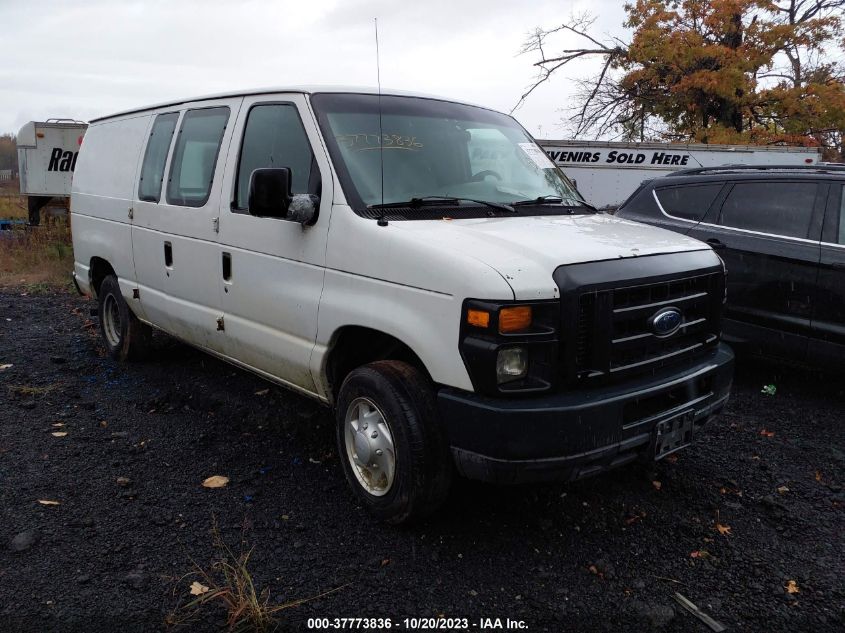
[335,360,452,524]
[97,274,151,361]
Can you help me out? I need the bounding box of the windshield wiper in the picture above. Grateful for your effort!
[369,196,515,213]
[511,195,598,213]
[510,195,564,206]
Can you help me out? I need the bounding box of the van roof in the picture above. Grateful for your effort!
[90,85,487,123]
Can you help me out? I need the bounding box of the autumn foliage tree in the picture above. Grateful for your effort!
[518,0,845,155]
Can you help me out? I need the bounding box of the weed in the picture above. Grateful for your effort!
[167,519,346,632]
[0,193,26,220]
[8,384,56,397]
[0,217,74,289]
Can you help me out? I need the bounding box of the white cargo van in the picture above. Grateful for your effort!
[71,87,733,523]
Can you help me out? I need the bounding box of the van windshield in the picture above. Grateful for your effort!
[310,93,586,214]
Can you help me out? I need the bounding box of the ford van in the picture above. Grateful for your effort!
[71,87,733,523]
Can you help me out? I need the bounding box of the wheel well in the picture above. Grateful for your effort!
[89,257,116,296]
[326,327,431,403]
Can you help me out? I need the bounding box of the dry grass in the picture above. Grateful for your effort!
[167,520,346,632]
[8,384,57,397]
[0,193,27,220]
[0,179,74,289]
[0,218,74,289]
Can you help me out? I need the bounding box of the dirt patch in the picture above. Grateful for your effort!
[0,290,842,632]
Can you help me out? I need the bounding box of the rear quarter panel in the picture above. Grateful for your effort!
[71,114,151,298]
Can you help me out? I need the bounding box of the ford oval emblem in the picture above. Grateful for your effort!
[649,307,683,337]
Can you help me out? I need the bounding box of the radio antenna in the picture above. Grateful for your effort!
[375,17,387,221]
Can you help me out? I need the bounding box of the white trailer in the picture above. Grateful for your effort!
[537,140,822,210]
[17,119,87,224]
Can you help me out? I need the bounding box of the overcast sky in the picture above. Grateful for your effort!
[0,0,627,137]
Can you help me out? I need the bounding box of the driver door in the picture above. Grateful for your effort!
[215,94,332,395]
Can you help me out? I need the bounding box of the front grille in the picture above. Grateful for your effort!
[572,271,721,382]
[574,292,595,369]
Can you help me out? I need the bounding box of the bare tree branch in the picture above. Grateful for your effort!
[511,13,627,117]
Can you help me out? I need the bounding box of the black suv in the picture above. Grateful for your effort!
[617,165,845,366]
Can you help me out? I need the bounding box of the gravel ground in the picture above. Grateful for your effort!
[0,290,842,632]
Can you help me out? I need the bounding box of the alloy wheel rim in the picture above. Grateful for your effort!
[343,397,396,496]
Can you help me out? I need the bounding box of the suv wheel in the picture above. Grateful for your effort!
[98,275,151,361]
[335,361,452,524]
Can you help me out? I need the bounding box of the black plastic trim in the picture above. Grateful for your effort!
[439,343,734,483]
[554,249,722,291]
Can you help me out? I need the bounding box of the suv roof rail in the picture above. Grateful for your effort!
[666,164,845,176]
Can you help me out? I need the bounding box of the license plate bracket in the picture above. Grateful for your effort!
[654,410,695,460]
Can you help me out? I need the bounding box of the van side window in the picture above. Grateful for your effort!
[166,107,229,208]
[138,113,179,202]
[234,104,318,212]
[655,183,722,222]
[719,181,817,239]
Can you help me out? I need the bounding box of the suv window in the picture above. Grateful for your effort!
[719,181,817,239]
[166,107,229,208]
[138,113,179,202]
[655,183,722,222]
[235,104,317,212]
[617,181,655,215]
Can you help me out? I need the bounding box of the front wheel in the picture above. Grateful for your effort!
[335,361,452,524]
[98,274,151,361]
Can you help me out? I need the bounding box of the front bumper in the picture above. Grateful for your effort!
[437,343,734,483]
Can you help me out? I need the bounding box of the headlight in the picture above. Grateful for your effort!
[496,347,528,383]
[460,299,559,395]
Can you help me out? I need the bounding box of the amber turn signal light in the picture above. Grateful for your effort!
[467,308,490,328]
[499,306,532,333]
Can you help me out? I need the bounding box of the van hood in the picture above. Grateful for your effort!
[391,213,710,300]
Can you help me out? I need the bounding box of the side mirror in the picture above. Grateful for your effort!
[248,168,291,218]
[287,193,319,225]
[247,168,320,224]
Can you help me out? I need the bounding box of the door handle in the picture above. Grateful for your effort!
[706,238,726,251]
[222,252,232,281]
[831,262,845,270]
[164,241,173,267]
